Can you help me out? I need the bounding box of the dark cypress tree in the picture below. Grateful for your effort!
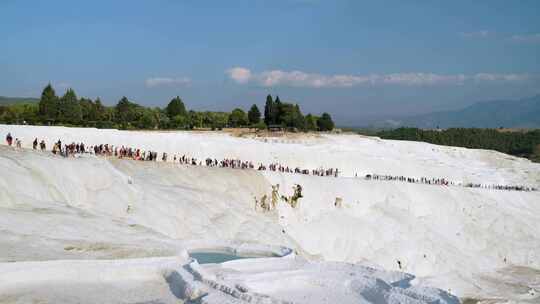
[264,94,274,126]
[38,84,59,123]
[166,96,187,118]
[273,95,282,125]
[248,104,261,125]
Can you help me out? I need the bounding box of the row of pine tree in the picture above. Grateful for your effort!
[1,84,334,132]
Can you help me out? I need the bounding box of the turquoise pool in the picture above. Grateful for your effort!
[189,252,252,264]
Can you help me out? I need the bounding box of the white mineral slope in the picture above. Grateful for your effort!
[263,171,540,302]
[0,145,296,259]
[0,257,191,304]
[190,255,459,304]
[1,124,540,303]
[0,146,459,304]
[0,255,460,304]
[2,124,539,186]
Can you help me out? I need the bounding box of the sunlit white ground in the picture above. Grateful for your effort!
[1,124,539,303]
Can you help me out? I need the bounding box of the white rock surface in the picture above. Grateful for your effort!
[1,124,539,303]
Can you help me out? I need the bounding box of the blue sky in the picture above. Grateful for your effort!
[1,0,539,125]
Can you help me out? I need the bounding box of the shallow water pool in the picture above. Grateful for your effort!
[189,252,251,264]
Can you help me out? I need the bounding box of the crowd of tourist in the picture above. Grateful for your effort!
[4,133,538,192]
[4,134,340,178]
[366,174,452,186]
[364,173,537,192]
[461,182,535,192]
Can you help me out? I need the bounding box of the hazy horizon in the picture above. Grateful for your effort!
[2,0,539,125]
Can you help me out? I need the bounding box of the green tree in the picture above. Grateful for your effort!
[532,144,540,162]
[166,96,187,118]
[115,96,140,127]
[264,94,274,126]
[94,98,106,121]
[79,98,95,123]
[317,112,335,131]
[154,110,170,129]
[59,88,82,124]
[305,114,318,131]
[253,121,267,130]
[293,104,305,130]
[38,84,59,123]
[188,110,203,129]
[201,111,212,127]
[229,108,248,127]
[0,106,17,124]
[273,95,283,125]
[13,83,343,136]
[248,104,261,125]
[207,112,229,130]
[278,102,304,130]
[0,106,7,122]
[170,115,189,129]
[0,103,39,124]
[137,109,158,129]
[23,104,40,124]
[104,106,115,122]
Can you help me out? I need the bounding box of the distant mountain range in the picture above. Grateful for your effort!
[373,95,540,129]
[0,96,39,105]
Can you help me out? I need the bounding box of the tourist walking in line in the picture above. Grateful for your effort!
[6,133,13,146]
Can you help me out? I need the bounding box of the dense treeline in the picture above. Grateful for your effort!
[262,95,334,131]
[0,84,334,132]
[377,127,540,162]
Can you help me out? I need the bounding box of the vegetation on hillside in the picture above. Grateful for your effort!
[376,127,540,163]
[0,84,334,132]
[0,96,39,105]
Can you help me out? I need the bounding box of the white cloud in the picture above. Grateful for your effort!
[377,73,467,86]
[226,67,252,84]
[145,77,191,88]
[226,67,530,88]
[472,73,529,82]
[459,30,491,39]
[510,33,540,43]
[458,31,540,43]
